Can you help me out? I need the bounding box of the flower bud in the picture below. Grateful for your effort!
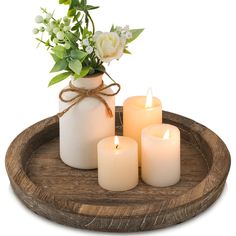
[35,15,44,24]
[32,28,39,34]
[56,31,65,40]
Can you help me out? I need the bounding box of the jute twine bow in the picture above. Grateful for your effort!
[57,81,121,118]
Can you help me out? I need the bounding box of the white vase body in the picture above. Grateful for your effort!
[59,74,115,169]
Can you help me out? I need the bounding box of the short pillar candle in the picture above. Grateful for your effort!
[97,136,138,191]
[141,124,181,187]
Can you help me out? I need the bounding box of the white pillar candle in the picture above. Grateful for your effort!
[123,89,162,165]
[141,124,181,187]
[97,136,138,191]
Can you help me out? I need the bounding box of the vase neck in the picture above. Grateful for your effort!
[71,73,103,89]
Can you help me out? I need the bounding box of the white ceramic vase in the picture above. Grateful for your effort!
[59,73,115,169]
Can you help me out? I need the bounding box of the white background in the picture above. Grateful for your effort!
[0,0,235,235]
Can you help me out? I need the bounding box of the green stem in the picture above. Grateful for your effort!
[104,71,116,83]
[36,38,53,47]
[87,12,95,34]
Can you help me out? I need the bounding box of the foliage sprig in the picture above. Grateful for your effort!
[33,0,143,86]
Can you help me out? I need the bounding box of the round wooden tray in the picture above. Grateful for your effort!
[5,107,230,232]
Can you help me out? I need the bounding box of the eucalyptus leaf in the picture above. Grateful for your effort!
[70,49,88,61]
[51,53,60,62]
[74,67,90,79]
[69,59,82,74]
[48,72,71,87]
[52,45,66,59]
[127,29,144,43]
[66,31,80,42]
[50,59,67,73]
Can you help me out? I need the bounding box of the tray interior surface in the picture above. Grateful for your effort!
[25,136,208,205]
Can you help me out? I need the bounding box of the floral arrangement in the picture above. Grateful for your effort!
[33,0,143,86]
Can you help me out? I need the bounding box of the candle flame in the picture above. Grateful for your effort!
[163,129,170,140]
[145,88,153,108]
[114,136,119,149]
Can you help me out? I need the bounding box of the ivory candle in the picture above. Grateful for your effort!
[123,89,162,165]
[97,136,138,191]
[141,124,180,187]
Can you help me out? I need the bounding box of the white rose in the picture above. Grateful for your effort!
[95,32,124,63]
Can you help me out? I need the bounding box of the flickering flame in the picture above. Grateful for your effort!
[163,130,170,140]
[145,88,153,108]
[114,136,119,149]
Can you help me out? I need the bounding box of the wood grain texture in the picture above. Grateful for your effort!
[5,107,230,232]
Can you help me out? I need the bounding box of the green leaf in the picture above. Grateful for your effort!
[52,45,66,59]
[124,48,132,54]
[70,49,88,61]
[81,0,87,6]
[71,23,80,31]
[74,67,90,79]
[65,31,80,43]
[51,53,60,62]
[85,5,99,10]
[69,59,82,74]
[127,29,144,43]
[59,0,70,4]
[110,24,115,32]
[48,72,71,87]
[68,8,76,17]
[50,59,68,73]
[82,27,92,38]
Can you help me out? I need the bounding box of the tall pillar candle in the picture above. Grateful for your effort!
[98,136,138,191]
[59,73,115,169]
[141,124,181,187]
[123,90,162,165]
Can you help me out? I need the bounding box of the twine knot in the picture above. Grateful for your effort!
[57,80,121,118]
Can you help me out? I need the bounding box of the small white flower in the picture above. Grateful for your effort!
[56,31,65,40]
[120,35,127,45]
[32,28,39,34]
[82,38,90,46]
[125,31,132,39]
[35,15,44,24]
[123,25,130,32]
[63,26,70,32]
[86,46,93,54]
[53,27,60,34]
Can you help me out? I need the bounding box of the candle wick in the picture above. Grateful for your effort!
[115,145,119,149]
